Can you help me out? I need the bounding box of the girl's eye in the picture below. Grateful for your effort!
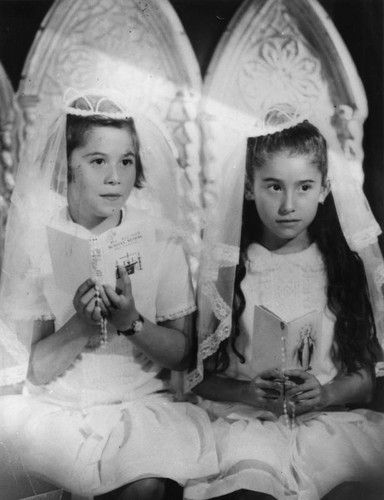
[122,158,134,167]
[268,184,281,192]
[300,184,311,192]
[92,158,105,166]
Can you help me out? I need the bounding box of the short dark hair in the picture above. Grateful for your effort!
[66,113,145,188]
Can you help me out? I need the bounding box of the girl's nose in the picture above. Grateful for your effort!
[105,164,120,185]
[278,192,295,215]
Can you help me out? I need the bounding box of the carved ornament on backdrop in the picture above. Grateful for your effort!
[199,0,367,205]
[0,0,369,262]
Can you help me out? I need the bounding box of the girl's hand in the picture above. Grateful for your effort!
[284,369,327,415]
[72,278,106,326]
[102,266,139,332]
[246,368,288,412]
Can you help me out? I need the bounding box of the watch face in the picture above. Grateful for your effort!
[133,318,144,333]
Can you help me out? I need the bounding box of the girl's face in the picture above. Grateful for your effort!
[252,151,329,253]
[67,125,136,229]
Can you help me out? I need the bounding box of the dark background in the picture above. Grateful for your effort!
[0,0,383,241]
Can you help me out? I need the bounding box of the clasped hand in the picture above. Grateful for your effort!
[72,266,139,332]
[284,369,327,415]
[248,368,327,416]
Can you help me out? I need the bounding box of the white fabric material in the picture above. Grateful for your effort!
[0,88,218,494]
[0,88,198,386]
[187,108,384,391]
[0,211,218,496]
[184,247,384,500]
[185,408,384,500]
[225,243,338,386]
[25,206,196,408]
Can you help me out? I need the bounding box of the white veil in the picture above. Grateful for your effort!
[185,104,384,391]
[0,87,196,389]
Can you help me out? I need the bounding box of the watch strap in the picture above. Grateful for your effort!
[117,314,144,336]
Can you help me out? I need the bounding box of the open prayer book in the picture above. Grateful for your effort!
[46,218,154,294]
[252,305,322,373]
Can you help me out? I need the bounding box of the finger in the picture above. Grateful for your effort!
[117,266,132,296]
[84,298,98,320]
[256,390,278,402]
[286,382,315,398]
[263,388,282,399]
[98,285,112,313]
[73,278,96,306]
[259,380,284,395]
[293,399,317,413]
[295,389,319,402]
[103,284,123,308]
[284,369,310,381]
[283,380,297,390]
[98,301,110,318]
[75,288,98,314]
[258,368,285,382]
[290,392,319,407]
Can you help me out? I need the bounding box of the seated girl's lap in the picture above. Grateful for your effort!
[211,415,289,469]
[212,409,384,470]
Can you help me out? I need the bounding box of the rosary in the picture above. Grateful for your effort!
[280,325,296,429]
[95,285,108,346]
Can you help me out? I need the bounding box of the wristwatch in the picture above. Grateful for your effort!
[118,314,144,336]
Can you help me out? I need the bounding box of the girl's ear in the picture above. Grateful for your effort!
[244,182,255,200]
[319,178,331,204]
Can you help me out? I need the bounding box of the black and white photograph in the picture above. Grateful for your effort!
[0,1,383,499]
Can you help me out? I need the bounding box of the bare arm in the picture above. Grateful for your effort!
[128,314,193,370]
[125,313,195,371]
[103,266,195,371]
[28,314,97,385]
[28,278,103,385]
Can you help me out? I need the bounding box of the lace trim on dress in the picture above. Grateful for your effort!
[197,281,232,359]
[200,315,232,359]
[0,365,27,387]
[202,281,232,321]
[156,304,197,323]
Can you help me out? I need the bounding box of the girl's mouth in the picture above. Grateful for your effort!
[276,219,300,224]
[100,194,122,201]
[276,220,300,227]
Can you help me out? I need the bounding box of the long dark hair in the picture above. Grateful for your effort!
[213,120,380,375]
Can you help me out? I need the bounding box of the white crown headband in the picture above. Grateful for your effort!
[62,87,179,159]
[247,103,312,138]
[62,87,131,120]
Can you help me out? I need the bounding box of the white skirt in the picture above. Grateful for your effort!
[0,393,218,496]
[184,402,384,500]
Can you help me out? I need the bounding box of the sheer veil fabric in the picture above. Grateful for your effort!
[186,104,384,391]
[0,87,196,388]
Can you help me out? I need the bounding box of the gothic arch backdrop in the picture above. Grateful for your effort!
[0,0,382,267]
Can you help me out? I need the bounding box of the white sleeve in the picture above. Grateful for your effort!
[155,236,196,323]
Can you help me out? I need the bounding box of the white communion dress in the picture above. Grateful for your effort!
[185,243,384,500]
[0,207,218,497]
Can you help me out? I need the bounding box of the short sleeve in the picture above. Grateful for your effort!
[155,236,196,323]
